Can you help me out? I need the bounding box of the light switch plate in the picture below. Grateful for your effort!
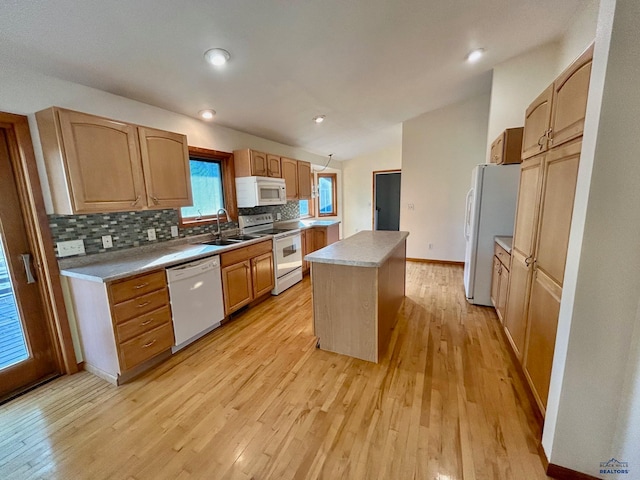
[102,235,113,248]
[171,226,179,238]
[57,239,85,257]
[147,228,157,241]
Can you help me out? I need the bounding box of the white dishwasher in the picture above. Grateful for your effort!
[166,256,225,353]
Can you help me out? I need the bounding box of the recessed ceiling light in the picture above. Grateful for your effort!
[204,48,230,66]
[313,115,326,124]
[466,48,485,63]
[199,109,216,120]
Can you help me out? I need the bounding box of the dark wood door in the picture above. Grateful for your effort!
[0,129,58,401]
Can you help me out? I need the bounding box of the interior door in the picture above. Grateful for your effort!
[0,129,58,401]
[374,171,401,231]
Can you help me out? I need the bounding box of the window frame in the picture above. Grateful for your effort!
[317,172,338,217]
[179,147,238,227]
[299,167,315,219]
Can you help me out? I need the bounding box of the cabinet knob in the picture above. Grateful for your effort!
[525,256,533,267]
[150,195,160,205]
[131,195,141,207]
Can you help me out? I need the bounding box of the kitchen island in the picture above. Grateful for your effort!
[305,230,409,363]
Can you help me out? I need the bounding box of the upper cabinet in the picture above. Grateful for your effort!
[490,127,523,165]
[521,44,594,160]
[36,107,192,214]
[521,86,554,160]
[234,149,281,178]
[280,157,312,201]
[548,44,594,149]
[138,127,192,209]
[281,157,299,200]
[297,161,312,199]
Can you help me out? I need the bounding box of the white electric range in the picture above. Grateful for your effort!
[238,214,302,295]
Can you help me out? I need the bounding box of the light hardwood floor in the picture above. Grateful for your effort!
[0,262,551,479]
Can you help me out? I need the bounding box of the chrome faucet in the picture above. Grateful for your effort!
[216,208,230,236]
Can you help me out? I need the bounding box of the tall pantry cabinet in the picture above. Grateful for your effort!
[503,44,593,414]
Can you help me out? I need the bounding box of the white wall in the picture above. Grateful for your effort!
[486,42,560,158]
[341,144,402,238]
[558,0,601,69]
[542,0,640,476]
[0,64,332,213]
[400,93,490,261]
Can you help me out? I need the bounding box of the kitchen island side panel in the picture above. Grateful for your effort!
[377,240,407,359]
[311,263,378,362]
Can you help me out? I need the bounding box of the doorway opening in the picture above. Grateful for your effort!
[373,170,401,231]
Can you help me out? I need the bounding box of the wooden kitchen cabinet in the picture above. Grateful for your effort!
[281,157,299,200]
[233,149,281,178]
[489,127,524,165]
[138,127,192,208]
[36,107,192,214]
[297,161,312,199]
[220,239,274,314]
[521,85,554,160]
[301,229,311,274]
[501,45,592,416]
[66,269,174,385]
[490,241,511,323]
[310,223,340,253]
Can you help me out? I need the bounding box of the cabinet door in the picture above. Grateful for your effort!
[503,250,533,360]
[497,266,509,324]
[549,45,593,149]
[251,252,275,298]
[281,158,299,200]
[250,151,268,176]
[297,161,312,199]
[312,228,327,252]
[57,109,146,213]
[301,229,310,273]
[221,261,252,314]
[512,156,544,260]
[490,134,504,164]
[138,127,192,208]
[535,141,581,286]
[266,154,281,178]
[491,256,501,307]
[522,85,553,160]
[523,268,562,412]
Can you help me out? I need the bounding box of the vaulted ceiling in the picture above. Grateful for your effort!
[0,0,585,159]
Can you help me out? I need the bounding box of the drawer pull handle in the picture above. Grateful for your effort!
[137,301,151,308]
[134,282,149,289]
[141,319,153,326]
[142,339,156,348]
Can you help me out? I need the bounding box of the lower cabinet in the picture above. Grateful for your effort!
[66,269,174,385]
[490,241,511,324]
[220,240,274,314]
[301,223,340,275]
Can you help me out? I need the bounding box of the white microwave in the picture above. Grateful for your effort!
[235,176,287,207]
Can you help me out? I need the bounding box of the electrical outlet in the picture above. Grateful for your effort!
[57,239,85,257]
[102,235,113,248]
[147,228,157,241]
[171,225,179,238]
[408,203,415,210]
[276,212,282,221]
[428,243,434,250]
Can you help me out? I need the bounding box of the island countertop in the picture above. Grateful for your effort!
[305,230,409,267]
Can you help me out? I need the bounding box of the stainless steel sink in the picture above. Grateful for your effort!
[204,238,243,246]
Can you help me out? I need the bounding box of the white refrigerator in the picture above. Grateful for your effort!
[464,163,520,306]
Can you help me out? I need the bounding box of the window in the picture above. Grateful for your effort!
[299,199,310,217]
[180,148,237,226]
[317,173,337,217]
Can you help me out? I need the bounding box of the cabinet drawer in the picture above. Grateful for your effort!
[494,243,511,268]
[112,288,169,324]
[220,240,272,267]
[110,270,166,303]
[119,322,174,371]
[116,306,172,343]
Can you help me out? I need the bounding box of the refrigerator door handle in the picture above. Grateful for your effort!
[464,188,473,240]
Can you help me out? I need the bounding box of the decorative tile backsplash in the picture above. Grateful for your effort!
[238,201,300,220]
[49,201,300,257]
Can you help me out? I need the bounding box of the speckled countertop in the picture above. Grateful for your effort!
[495,236,513,253]
[58,235,271,283]
[305,230,409,267]
[275,219,341,230]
